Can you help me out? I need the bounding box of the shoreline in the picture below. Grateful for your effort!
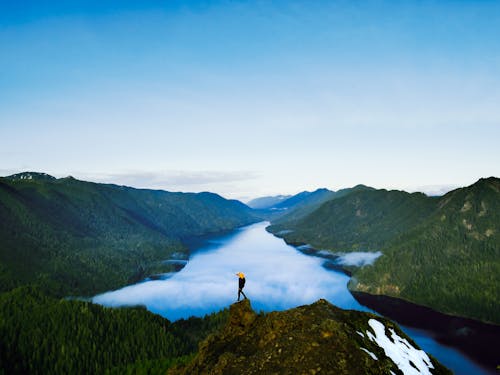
[268,229,499,372]
[271,230,498,326]
[351,291,499,371]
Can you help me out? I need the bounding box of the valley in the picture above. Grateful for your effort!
[0,173,498,374]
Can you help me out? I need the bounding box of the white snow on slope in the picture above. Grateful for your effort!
[366,319,434,375]
[360,347,378,360]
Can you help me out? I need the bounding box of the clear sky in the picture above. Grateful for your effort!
[1,0,499,200]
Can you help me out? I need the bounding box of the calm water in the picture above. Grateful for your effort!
[94,222,491,375]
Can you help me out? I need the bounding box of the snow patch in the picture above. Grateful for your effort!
[360,347,378,360]
[335,251,382,267]
[356,331,364,338]
[366,319,434,375]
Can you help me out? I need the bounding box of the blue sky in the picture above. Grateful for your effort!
[1,1,499,200]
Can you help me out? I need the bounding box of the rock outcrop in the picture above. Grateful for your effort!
[170,299,451,374]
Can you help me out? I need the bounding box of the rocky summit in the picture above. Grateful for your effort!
[170,299,451,375]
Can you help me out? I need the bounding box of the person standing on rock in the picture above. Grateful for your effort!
[236,272,247,301]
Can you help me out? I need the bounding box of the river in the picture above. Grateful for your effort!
[93,222,493,375]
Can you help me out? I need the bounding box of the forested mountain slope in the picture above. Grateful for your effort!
[268,178,500,324]
[352,177,500,324]
[268,186,431,248]
[256,185,373,223]
[0,173,257,296]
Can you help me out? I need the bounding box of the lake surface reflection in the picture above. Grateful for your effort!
[94,222,492,375]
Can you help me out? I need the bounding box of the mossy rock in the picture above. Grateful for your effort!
[170,299,451,375]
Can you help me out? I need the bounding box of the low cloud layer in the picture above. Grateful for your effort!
[93,222,370,321]
[335,251,382,267]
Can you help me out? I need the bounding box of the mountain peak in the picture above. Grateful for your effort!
[313,187,330,193]
[227,299,257,334]
[4,172,56,181]
[352,183,371,189]
[475,176,500,190]
[170,299,450,375]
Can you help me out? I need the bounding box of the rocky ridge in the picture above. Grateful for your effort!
[170,299,450,375]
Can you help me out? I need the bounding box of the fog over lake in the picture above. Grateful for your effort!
[93,222,369,320]
[93,221,490,375]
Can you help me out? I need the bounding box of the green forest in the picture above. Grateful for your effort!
[0,174,256,296]
[0,287,228,374]
[269,177,500,324]
[0,173,253,374]
[1,173,498,373]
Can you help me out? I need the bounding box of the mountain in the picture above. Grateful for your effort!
[271,184,374,226]
[170,299,450,375]
[252,189,335,212]
[5,171,57,181]
[253,188,338,221]
[268,187,435,250]
[246,195,291,209]
[274,188,334,210]
[352,177,500,324]
[268,178,500,324]
[0,173,257,296]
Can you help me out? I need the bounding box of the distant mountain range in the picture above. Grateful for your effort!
[0,172,257,296]
[268,177,500,324]
[269,187,435,250]
[246,195,291,209]
[248,189,334,212]
[250,188,341,222]
[270,185,374,224]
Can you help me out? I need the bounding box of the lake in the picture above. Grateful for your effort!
[93,222,493,375]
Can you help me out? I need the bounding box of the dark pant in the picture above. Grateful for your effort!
[238,288,247,301]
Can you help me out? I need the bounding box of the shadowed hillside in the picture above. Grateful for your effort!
[0,173,257,296]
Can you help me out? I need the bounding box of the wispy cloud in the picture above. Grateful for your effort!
[73,170,259,192]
